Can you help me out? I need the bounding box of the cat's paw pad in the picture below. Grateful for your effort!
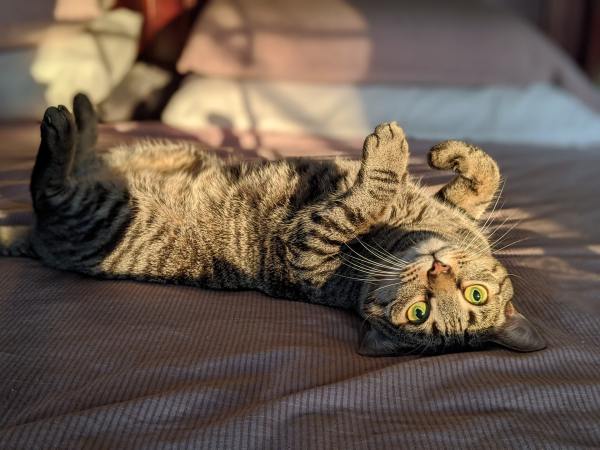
[362,121,408,173]
[41,106,75,152]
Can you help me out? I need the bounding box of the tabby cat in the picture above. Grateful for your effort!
[1,94,545,355]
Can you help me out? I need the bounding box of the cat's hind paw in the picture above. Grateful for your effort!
[73,93,97,135]
[41,105,76,156]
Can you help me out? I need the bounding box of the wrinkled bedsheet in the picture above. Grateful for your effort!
[1,123,599,449]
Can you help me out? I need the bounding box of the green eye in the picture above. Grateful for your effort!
[406,301,430,324]
[464,285,488,305]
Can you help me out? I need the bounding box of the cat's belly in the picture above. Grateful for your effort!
[33,155,365,301]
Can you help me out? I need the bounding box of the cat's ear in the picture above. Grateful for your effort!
[358,326,403,356]
[489,302,546,352]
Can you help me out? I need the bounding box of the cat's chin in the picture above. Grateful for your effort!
[413,236,450,256]
[395,235,453,264]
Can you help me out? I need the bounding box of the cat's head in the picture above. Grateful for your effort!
[358,235,546,356]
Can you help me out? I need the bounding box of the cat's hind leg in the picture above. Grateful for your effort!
[30,105,77,211]
[30,101,130,270]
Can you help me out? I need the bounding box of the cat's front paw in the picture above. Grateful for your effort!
[362,122,408,177]
[41,105,76,155]
[358,122,409,202]
[428,140,501,219]
[428,140,499,182]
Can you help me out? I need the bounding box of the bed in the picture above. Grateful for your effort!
[1,121,599,448]
[2,0,600,448]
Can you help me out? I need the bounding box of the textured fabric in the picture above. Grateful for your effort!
[162,77,600,146]
[177,0,600,111]
[1,123,600,449]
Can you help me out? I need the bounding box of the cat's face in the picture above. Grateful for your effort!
[359,237,546,356]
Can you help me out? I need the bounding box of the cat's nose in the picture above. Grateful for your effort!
[428,260,450,276]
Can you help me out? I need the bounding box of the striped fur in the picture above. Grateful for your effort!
[16,95,545,355]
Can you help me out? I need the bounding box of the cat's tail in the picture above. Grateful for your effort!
[0,225,36,258]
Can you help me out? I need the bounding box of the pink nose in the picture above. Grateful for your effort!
[429,260,450,276]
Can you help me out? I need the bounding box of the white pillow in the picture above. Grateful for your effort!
[162,76,600,147]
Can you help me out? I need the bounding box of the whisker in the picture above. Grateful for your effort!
[342,242,406,271]
[481,200,507,235]
[371,239,410,265]
[480,180,506,233]
[506,272,525,281]
[333,273,398,283]
[339,253,402,275]
[371,280,404,292]
[340,263,400,278]
[360,305,385,328]
[492,237,530,253]
[488,219,522,249]
[459,231,489,258]
[354,236,408,269]
[486,213,519,241]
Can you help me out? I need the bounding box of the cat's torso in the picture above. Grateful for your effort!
[31,141,483,309]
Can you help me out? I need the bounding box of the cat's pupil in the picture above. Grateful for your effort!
[416,308,424,319]
[473,290,481,302]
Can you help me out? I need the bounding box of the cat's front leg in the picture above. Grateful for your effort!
[357,121,409,204]
[428,140,500,219]
[285,122,409,284]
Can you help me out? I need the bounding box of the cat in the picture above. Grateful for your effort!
[1,94,545,356]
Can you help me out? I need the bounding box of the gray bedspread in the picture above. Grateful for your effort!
[1,124,599,449]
